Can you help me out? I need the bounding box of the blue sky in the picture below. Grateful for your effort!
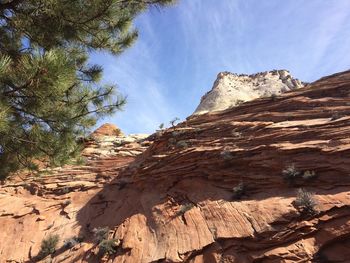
[91,0,350,134]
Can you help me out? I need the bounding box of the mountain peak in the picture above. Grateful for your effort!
[193,69,305,115]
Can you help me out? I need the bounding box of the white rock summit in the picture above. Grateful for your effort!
[193,70,305,115]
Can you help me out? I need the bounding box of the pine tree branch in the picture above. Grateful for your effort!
[0,0,23,12]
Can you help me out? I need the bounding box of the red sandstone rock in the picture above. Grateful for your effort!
[1,70,350,262]
[91,123,123,137]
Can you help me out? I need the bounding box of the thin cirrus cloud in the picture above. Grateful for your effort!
[91,0,350,134]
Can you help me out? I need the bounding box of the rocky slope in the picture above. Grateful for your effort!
[1,70,350,262]
[193,70,305,115]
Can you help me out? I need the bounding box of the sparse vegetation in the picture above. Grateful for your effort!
[168,137,177,147]
[176,140,188,149]
[282,165,317,185]
[36,169,55,177]
[302,170,317,180]
[295,188,317,215]
[60,187,71,194]
[72,156,88,166]
[176,203,195,217]
[93,227,110,243]
[220,150,233,160]
[98,239,119,256]
[38,234,59,258]
[270,93,278,101]
[232,182,246,200]
[64,237,80,249]
[282,164,300,185]
[172,130,186,137]
[170,117,180,129]
[331,112,342,121]
[159,123,165,130]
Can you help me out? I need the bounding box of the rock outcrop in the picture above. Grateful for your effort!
[83,125,149,158]
[193,70,305,115]
[1,70,350,263]
[91,123,124,137]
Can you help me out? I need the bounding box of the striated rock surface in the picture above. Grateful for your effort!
[193,70,305,115]
[1,70,350,262]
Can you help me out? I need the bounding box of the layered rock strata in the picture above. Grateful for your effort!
[1,70,350,262]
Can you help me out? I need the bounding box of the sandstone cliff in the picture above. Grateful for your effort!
[1,70,350,263]
[193,70,305,115]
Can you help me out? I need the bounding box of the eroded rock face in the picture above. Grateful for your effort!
[193,70,305,115]
[1,70,350,263]
[0,127,151,262]
[83,125,150,158]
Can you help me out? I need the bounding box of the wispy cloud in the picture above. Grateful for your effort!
[91,0,350,134]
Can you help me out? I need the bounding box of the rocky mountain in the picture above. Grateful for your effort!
[193,70,305,115]
[1,70,350,262]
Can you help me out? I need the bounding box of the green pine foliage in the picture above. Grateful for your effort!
[0,0,176,179]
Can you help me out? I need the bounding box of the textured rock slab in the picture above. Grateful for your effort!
[1,70,350,263]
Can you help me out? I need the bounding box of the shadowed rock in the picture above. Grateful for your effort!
[1,70,350,262]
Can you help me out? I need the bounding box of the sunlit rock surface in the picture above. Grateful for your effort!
[193,70,305,115]
[1,70,350,262]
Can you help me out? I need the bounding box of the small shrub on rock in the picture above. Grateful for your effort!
[295,188,317,215]
[38,234,59,258]
[169,117,180,129]
[302,170,317,180]
[168,137,177,146]
[98,239,119,256]
[232,182,246,200]
[176,203,195,217]
[64,237,80,249]
[282,164,300,185]
[176,140,188,149]
[220,150,233,161]
[93,227,109,243]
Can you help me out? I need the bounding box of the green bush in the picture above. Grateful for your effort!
[93,227,109,243]
[38,234,59,258]
[98,239,119,256]
[282,164,300,185]
[295,188,317,215]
